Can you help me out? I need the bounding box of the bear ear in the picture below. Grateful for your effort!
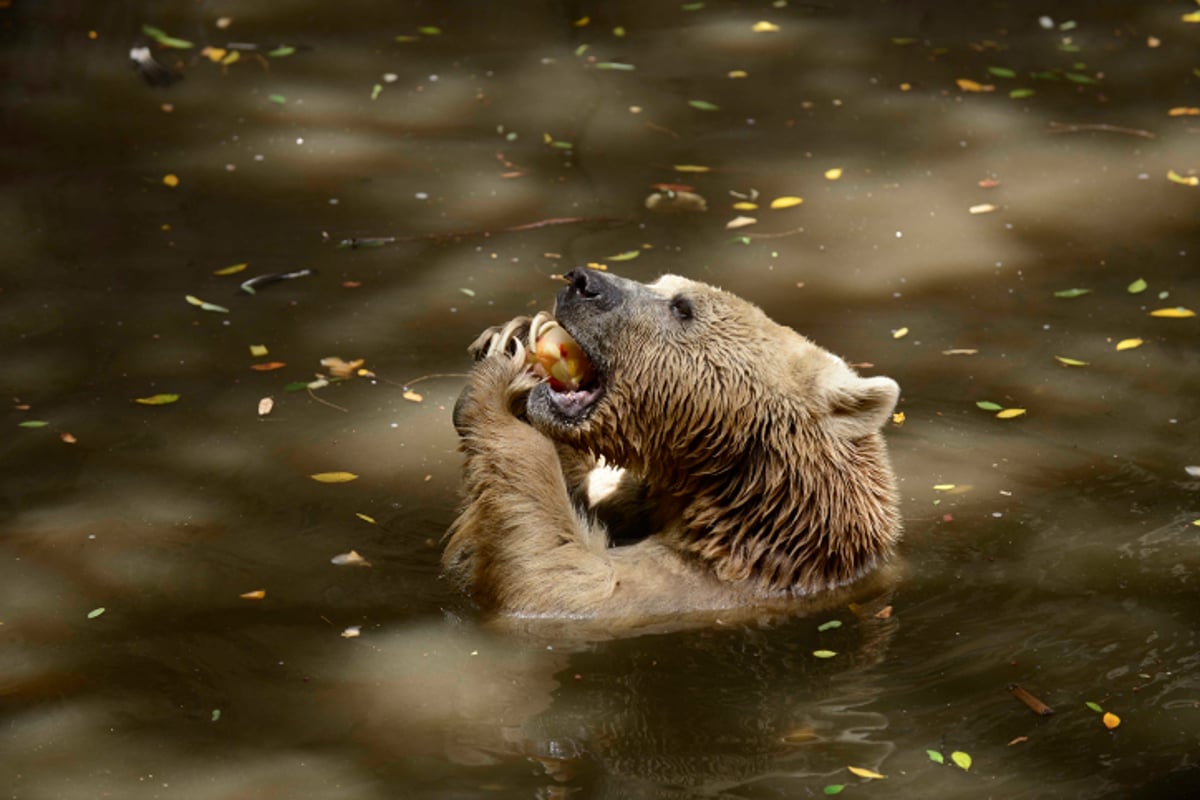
[826,375,900,439]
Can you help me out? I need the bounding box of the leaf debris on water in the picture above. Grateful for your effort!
[813,649,837,659]
[162,173,180,188]
[341,625,362,639]
[951,751,972,771]
[240,589,266,600]
[892,327,909,339]
[1149,307,1195,318]
[185,294,230,313]
[403,390,424,403]
[996,408,1027,419]
[927,749,945,764]
[1166,169,1199,186]
[726,216,757,229]
[1127,277,1147,294]
[1054,355,1089,367]
[135,393,180,405]
[769,196,804,209]
[257,397,274,416]
[943,348,979,356]
[817,620,842,632]
[847,766,885,780]
[969,203,998,214]
[214,262,249,276]
[355,512,377,524]
[87,607,106,619]
[751,21,781,32]
[331,549,372,567]
[1116,338,1143,351]
[1102,712,1121,729]
[1054,288,1091,298]
[310,472,359,483]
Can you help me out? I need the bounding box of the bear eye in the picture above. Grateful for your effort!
[669,295,694,322]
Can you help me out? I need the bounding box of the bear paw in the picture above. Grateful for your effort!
[466,312,556,363]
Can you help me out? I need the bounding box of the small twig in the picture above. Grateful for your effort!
[306,387,348,413]
[1047,121,1155,139]
[336,216,631,249]
[376,372,468,390]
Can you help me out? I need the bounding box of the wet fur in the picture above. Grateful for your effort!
[444,272,902,622]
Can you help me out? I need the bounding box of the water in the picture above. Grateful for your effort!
[3,2,1198,798]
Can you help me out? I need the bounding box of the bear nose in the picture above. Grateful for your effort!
[558,267,624,314]
[563,267,604,299]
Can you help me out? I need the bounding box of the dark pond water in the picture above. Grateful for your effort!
[4,1,1199,798]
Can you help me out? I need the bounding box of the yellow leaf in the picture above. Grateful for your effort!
[221,50,240,65]
[732,201,758,211]
[249,344,269,357]
[1054,355,1089,366]
[355,512,377,524]
[1150,307,1195,318]
[847,766,886,780]
[726,216,757,229]
[1116,338,1143,351]
[201,46,227,63]
[996,408,1027,419]
[769,196,804,209]
[891,411,905,425]
[240,589,266,600]
[214,262,248,276]
[163,173,180,187]
[752,20,781,32]
[824,168,843,180]
[1167,169,1199,186]
[673,164,711,173]
[933,484,957,491]
[1182,10,1200,22]
[727,69,748,79]
[892,327,909,339]
[969,203,998,214]
[310,471,359,483]
[1102,712,1121,729]
[1168,107,1200,116]
[956,78,994,92]
[403,390,424,403]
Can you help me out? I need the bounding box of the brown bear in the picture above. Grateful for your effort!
[444,268,901,624]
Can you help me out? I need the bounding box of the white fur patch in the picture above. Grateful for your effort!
[586,461,625,506]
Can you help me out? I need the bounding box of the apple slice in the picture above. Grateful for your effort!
[528,324,594,391]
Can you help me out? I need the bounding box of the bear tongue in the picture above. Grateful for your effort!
[528,324,595,392]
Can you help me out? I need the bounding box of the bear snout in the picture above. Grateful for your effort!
[558,267,627,315]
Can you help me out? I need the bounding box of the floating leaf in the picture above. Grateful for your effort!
[250,361,286,372]
[933,484,957,491]
[185,294,230,313]
[673,164,711,173]
[1054,288,1091,298]
[732,201,758,210]
[751,20,780,32]
[1085,701,1104,713]
[418,26,442,35]
[310,472,359,483]
[726,216,757,229]
[813,649,838,659]
[341,625,362,638]
[331,550,372,567]
[951,751,972,771]
[1149,307,1195,318]
[969,203,998,214]
[943,348,979,356]
[257,397,274,416]
[403,390,424,403]
[823,786,845,796]
[1127,277,1147,294]
[976,400,1003,411]
[607,250,641,261]
[688,99,720,111]
[240,589,266,600]
[268,94,287,104]
[956,78,993,92]
[355,512,377,524]
[249,344,269,357]
[892,411,905,425]
[1184,10,1200,22]
[1167,169,1199,187]
[1065,72,1097,84]
[135,393,180,405]
[1009,88,1036,99]
[87,607,106,619]
[284,381,309,392]
[214,262,248,276]
[847,766,886,780]
[595,61,636,71]
[892,327,909,339]
[1054,356,1089,367]
[824,168,843,180]
[61,432,78,444]
[371,83,383,100]
[211,709,221,722]
[817,620,843,632]
[18,420,49,428]
[987,66,1017,78]
[267,45,296,57]
[1102,712,1121,729]
[996,408,1027,419]
[927,749,945,764]
[770,196,804,209]
[141,24,194,49]
[1168,107,1200,116]
[162,173,180,188]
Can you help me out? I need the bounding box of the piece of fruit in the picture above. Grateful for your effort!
[529,324,594,391]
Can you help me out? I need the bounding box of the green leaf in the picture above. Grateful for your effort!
[1009,88,1036,99]
[607,250,641,261]
[135,393,180,406]
[688,99,721,111]
[284,381,310,392]
[891,37,916,45]
[927,749,945,764]
[1085,701,1104,713]
[267,45,296,57]
[371,83,383,100]
[267,94,287,105]
[418,26,442,35]
[823,786,845,796]
[951,751,972,771]
[976,400,1003,411]
[18,420,50,428]
[1065,72,1097,84]
[1127,278,1147,294]
[1054,287,1091,298]
[987,66,1017,78]
[812,649,837,659]
[87,607,106,619]
[594,62,636,71]
[817,620,843,632]
[141,24,194,49]
[211,709,221,722]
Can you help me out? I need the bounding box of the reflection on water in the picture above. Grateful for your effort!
[3,1,1199,797]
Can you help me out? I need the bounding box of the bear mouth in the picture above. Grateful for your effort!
[529,322,605,423]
